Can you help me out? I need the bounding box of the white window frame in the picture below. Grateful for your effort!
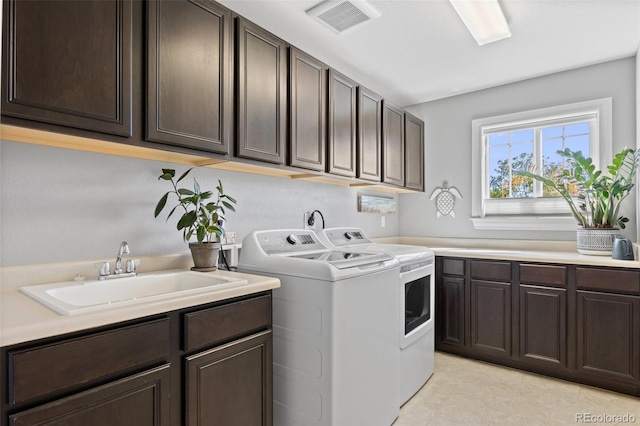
[470,98,612,231]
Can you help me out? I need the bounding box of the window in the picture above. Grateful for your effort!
[488,121,590,200]
[471,98,612,231]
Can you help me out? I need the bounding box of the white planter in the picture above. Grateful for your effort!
[576,228,618,256]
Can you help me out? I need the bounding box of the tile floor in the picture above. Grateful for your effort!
[395,352,640,426]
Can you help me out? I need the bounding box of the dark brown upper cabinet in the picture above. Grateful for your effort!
[1,0,132,137]
[146,0,231,154]
[356,87,382,182]
[288,47,327,171]
[236,18,287,164]
[327,69,357,177]
[382,100,405,186]
[404,112,425,191]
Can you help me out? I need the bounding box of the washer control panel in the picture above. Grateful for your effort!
[257,230,326,255]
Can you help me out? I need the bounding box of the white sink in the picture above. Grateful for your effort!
[20,270,249,315]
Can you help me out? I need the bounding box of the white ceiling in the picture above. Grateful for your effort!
[219,0,640,107]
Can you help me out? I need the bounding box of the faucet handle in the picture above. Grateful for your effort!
[126,259,140,274]
[95,262,110,277]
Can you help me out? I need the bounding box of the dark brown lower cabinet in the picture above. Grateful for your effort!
[440,276,465,347]
[9,365,171,426]
[2,292,273,426]
[519,285,567,370]
[186,330,273,426]
[577,290,640,384]
[470,279,511,357]
[436,256,640,397]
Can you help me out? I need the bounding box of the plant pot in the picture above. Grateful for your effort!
[576,228,618,256]
[189,242,221,271]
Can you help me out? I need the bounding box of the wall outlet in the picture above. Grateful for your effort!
[304,212,314,229]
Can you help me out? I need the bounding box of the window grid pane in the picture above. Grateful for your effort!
[541,122,590,197]
[488,121,590,200]
[488,130,533,199]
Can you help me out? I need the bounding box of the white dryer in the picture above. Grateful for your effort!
[317,227,435,404]
[239,229,401,426]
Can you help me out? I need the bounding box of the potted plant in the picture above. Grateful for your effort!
[517,148,639,255]
[155,168,237,270]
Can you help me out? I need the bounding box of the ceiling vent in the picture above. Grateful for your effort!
[306,0,381,34]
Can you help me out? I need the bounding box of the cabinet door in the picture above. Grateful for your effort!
[519,285,567,370]
[356,87,382,181]
[236,18,287,164]
[8,318,170,407]
[289,48,326,171]
[440,276,465,347]
[577,291,640,384]
[186,330,273,426]
[147,0,231,154]
[1,0,132,137]
[404,112,425,191]
[470,280,511,357]
[9,365,171,426]
[382,101,405,186]
[327,69,356,177]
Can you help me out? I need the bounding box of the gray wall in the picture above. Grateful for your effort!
[1,57,637,266]
[402,57,637,242]
[0,141,398,266]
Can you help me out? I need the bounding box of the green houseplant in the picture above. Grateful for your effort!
[155,168,237,270]
[517,147,639,254]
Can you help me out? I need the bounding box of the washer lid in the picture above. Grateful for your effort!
[288,250,394,269]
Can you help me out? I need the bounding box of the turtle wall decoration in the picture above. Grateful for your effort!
[429,182,462,218]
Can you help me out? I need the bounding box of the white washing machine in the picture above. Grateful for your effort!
[239,229,401,426]
[317,227,435,404]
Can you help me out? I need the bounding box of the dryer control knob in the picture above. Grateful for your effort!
[286,234,298,245]
[344,232,352,240]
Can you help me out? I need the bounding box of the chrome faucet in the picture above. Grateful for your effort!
[114,241,130,274]
[96,241,140,281]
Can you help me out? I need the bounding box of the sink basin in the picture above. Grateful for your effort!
[20,270,249,315]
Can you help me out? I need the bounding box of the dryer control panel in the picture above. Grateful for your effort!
[322,228,373,247]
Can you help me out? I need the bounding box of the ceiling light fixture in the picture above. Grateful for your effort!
[449,0,511,46]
